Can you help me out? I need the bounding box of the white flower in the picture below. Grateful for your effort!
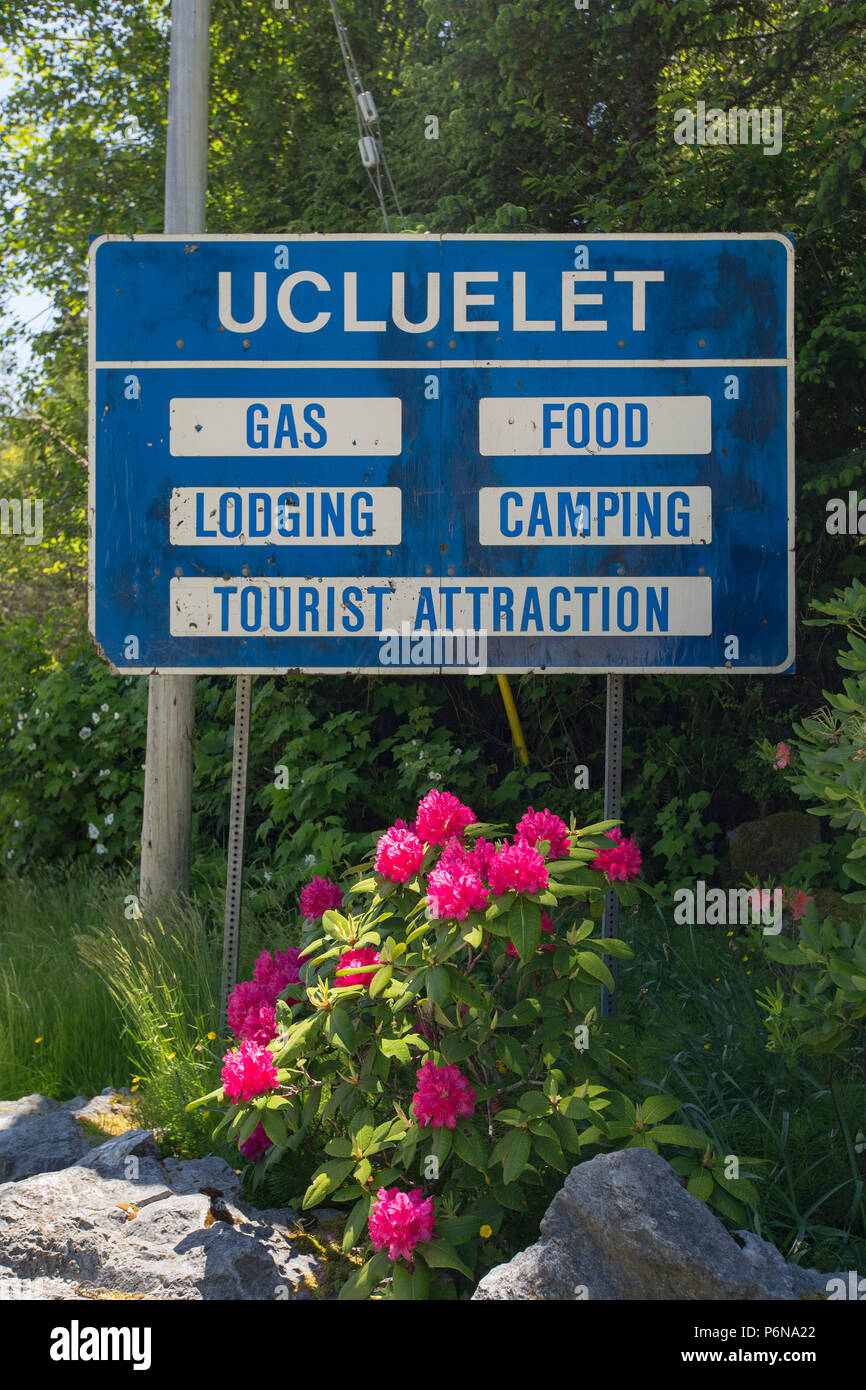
[88,823,99,839]
[79,727,91,739]
[99,768,110,777]
[28,743,35,751]
[91,712,100,724]
[71,769,78,779]
[263,871,271,881]
[13,819,19,827]
[248,890,257,899]
[34,708,39,716]
[304,854,316,867]
[100,703,109,712]
[113,712,120,720]
[6,850,12,859]
[16,720,23,731]
[429,770,443,781]
[104,813,114,826]
[95,843,107,854]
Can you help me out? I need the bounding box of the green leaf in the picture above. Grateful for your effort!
[428,1125,453,1165]
[391,1258,430,1300]
[517,1092,551,1117]
[379,1036,411,1062]
[186,1085,225,1112]
[686,1167,714,1202]
[651,1124,710,1149]
[416,1238,473,1279]
[453,1122,488,1171]
[369,963,393,998]
[509,897,542,962]
[341,1195,371,1253]
[260,1106,287,1148]
[596,936,633,958]
[575,950,615,991]
[324,1007,356,1055]
[639,1095,682,1126]
[436,1212,486,1244]
[501,1127,532,1183]
[497,1031,529,1077]
[324,1137,354,1158]
[338,1250,392,1300]
[426,965,449,1005]
[276,1010,325,1063]
[302,1159,356,1209]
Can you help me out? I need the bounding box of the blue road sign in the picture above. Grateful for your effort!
[88,233,794,674]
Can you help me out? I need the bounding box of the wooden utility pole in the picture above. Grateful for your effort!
[139,0,211,907]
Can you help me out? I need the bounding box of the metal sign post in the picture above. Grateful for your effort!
[601,673,624,1017]
[138,0,211,908]
[220,674,253,1030]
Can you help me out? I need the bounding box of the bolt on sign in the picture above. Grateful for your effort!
[88,233,794,674]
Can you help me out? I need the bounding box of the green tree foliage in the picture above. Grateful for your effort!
[1,0,865,882]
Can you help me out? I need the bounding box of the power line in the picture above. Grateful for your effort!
[326,0,405,232]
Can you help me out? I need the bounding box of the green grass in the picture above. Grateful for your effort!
[0,857,321,1204]
[615,902,866,1275]
[0,862,132,1098]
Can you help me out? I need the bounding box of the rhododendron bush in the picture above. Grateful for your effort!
[191,791,724,1300]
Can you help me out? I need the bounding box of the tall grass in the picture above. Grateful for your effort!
[616,903,866,1274]
[0,863,131,1097]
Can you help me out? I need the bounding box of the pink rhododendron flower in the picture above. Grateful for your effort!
[227,979,277,1043]
[426,862,489,920]
[299,876,343,922]
[368,1187,435,1263]
[239,1120,272,1161]
[515,807,571,860]
[413,789,476,845]
[591,827,642,882]
[374,824,425,882]
[773,741,791,770]
[412,1060,476,1129]
[487,840,549,896]
[253,946,306,1005]
[506,911,556,959]
[783,888,812,921]
[335,946,381,988]
[221,1039,278,1103]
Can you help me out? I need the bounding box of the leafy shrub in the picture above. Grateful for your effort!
[765,577,866,904]
[191,792,758,1300]
[0,645,146,869]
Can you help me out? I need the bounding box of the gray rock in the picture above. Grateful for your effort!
[727,810,820,884]
[0,1094,91,1182]
[473,1150,838,1301]
[0,1137,321,1300]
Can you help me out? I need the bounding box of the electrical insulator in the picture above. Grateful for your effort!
[357,91,378,125]
[358,135,379,169]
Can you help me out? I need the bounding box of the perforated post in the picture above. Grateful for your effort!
[219,675,252,1031]
[601,673,624,1017]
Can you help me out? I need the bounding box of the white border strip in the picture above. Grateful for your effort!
[95,358,789,370]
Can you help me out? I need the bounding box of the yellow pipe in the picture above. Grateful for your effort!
[497,674,530,766]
